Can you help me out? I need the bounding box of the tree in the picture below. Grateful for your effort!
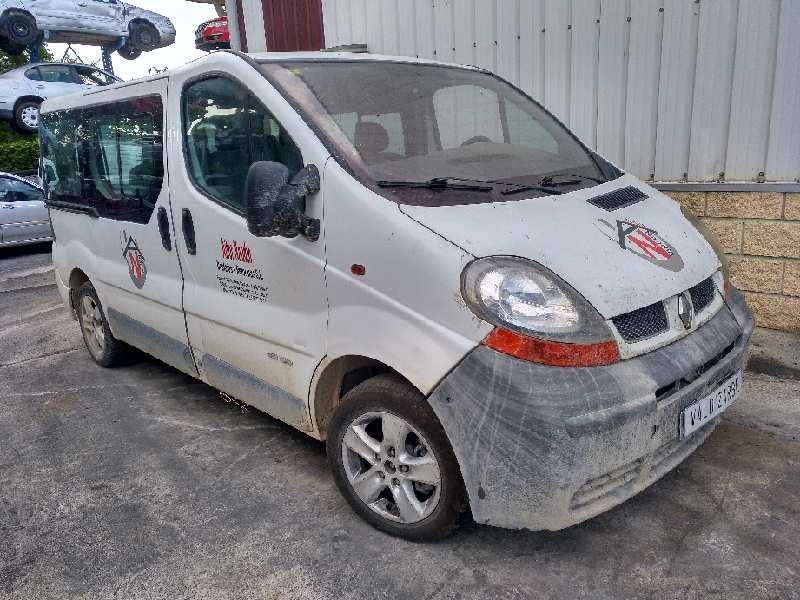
[0,44,55,74]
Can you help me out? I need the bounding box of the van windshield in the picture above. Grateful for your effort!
[259,60,610,206]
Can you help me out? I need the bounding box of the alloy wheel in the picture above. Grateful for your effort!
[341,411,442,523]
[80,295,106,358]
[20,105,38,129]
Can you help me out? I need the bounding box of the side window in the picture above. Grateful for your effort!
[37,65,76,84]
[40,110,83,204]
[41,96,164,224]
[75,66,114,86]
[24,68,41,81]
[0,177,42,202]
[182,76,303,213]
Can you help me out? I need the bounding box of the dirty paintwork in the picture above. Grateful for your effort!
[107,308,197,377]
[427,288,754,531]
[200,353,311,431]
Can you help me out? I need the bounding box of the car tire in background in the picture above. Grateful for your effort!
[12,100,41,135]
[129,21,159,52]
[76,282,128,368]
[3,11,41,47]
[116,42,142,61]
[0,36,25,55]
[327,374,468,542]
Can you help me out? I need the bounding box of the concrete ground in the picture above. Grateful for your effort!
[1,243,799,600]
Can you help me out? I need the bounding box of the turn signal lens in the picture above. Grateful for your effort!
[484,327,620,367]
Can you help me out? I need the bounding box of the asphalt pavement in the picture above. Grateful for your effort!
[1,243,799,600]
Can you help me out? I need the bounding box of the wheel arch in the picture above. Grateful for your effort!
[67,267,90,313]
[14,95,44,111]
[311,354,418,440]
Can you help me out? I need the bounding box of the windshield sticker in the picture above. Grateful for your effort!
[216,238,269,303]
[596,218,684,272]
[121,232,147,288]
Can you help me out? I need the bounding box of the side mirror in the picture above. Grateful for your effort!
[245,162,321,241]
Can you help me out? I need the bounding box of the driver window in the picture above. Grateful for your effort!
[433,85,503,149]
[0,177,42,202]
[183,76,303,213]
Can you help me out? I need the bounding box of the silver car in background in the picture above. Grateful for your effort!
[0,62,120,133]
[0,172,51,247]
[0,0,176,59]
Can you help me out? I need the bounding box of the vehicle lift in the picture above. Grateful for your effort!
[24,34,122,76]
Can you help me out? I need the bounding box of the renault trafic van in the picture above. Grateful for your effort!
[41,51,753,541]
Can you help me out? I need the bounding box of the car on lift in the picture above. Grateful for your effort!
[0,171,51,248]
[0,0,175,60]
[195,15,229,52]
[0,62,120,133]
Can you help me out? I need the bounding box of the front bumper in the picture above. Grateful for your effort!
[427,287,754,531]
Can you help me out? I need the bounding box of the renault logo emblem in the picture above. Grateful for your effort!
[677,291,694,330]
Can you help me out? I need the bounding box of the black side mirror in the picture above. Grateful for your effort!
[245,162,321,241]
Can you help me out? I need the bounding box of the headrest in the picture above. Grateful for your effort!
[354,121,389,158]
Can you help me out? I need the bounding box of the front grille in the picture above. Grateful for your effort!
[587,186,648,211]
[612,301,669,343]
[689,277,716,312]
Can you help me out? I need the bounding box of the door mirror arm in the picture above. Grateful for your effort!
[245,162,321,242]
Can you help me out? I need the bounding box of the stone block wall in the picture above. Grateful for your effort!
[668,191,800,333]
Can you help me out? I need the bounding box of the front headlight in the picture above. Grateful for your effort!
[461,256,615,345]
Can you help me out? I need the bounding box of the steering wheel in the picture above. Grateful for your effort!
[460,135,492,146]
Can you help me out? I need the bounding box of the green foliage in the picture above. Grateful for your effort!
[0,122,39,173]
[0,44,55,74]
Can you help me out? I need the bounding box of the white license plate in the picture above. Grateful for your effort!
[681,370,742,437]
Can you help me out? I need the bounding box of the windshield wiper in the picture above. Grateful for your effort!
[376,177,492,191]
[426,176,565,197]
[539,173,607,187]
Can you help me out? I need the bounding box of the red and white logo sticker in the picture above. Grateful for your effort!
[121,233,147,289]
[596,218,684,272]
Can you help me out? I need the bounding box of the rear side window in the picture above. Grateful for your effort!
[182,76,302,213]
[40,95,164,224]
[37,65,76,84]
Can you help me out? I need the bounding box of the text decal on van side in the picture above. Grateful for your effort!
[216,238,269,303]
[595,218,684,272]
[121,232,147,289]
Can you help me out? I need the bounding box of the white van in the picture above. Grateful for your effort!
[41,51,753,541]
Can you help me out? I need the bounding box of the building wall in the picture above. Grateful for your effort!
[322,0,800,185]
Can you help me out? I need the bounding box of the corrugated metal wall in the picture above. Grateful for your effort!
[320,0,800,184]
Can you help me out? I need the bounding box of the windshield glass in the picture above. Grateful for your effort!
[259,60,608,206]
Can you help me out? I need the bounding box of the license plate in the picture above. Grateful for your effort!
[681,370,742,437]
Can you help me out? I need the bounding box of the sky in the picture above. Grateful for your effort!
[49,0,217,81]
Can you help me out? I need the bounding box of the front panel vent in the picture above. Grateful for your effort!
[612,301,669,343]
[587,186,648,211]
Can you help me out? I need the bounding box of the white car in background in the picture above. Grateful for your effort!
[0,62,120,133]
[0,171,51,247]
[0,0,175,59]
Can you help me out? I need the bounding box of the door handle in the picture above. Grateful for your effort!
[157,206,171,251]
[181,208,196,255]
[1,204,14,209]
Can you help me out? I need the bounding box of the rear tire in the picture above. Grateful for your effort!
[12,100,40,134]
[327,374,467,542]
[116,42,142,60]
[76,282,127,367]
[4,12,40,46]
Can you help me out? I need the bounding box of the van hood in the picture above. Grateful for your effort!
[399,175,720,318]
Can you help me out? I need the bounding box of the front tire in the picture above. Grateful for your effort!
[13,100,40,134]
[76,282,127,367]
[327,374,467,542]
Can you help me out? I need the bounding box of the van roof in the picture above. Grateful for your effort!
[40,50,479,114]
